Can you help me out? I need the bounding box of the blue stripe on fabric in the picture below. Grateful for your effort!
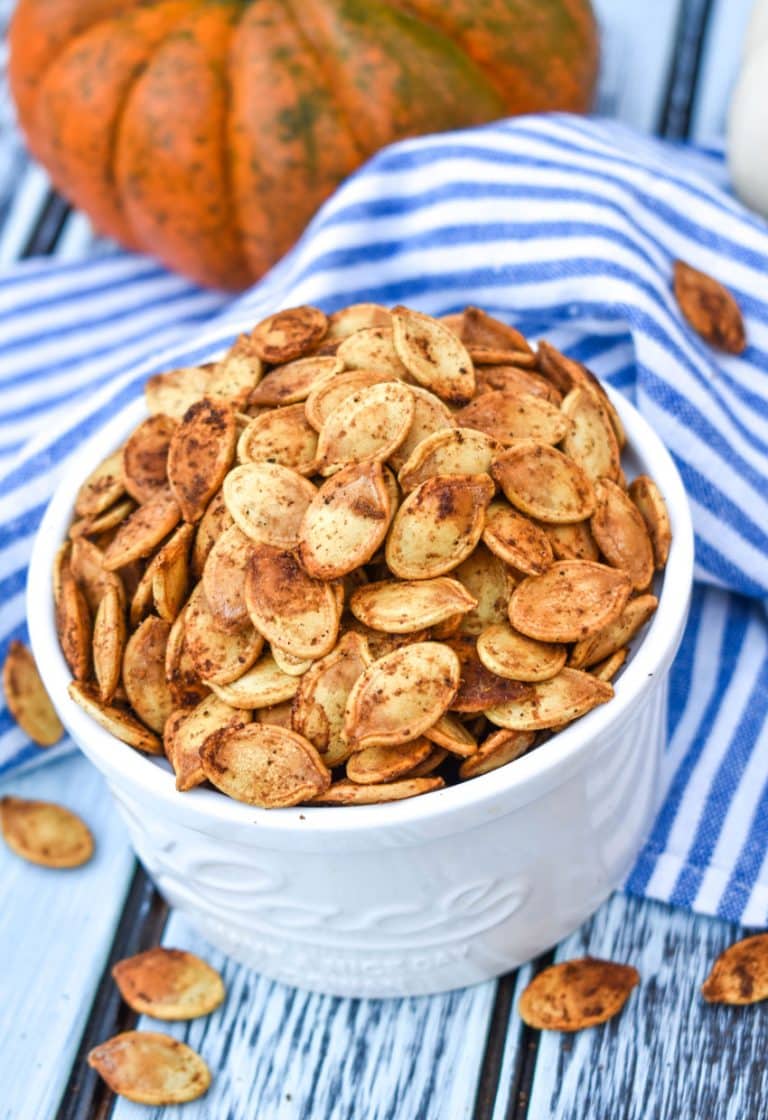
[0,501,45,548]
[669,652,768,908]
[625,597,752,897]
[717,775,768,923]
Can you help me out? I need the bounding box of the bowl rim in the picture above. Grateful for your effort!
[28,387,694,837]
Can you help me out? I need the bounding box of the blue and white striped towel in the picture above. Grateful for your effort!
[0,114,766,927]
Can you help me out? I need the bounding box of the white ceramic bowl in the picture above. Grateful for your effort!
[28,390,694,998]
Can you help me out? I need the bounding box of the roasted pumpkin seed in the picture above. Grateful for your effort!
[113,947,225,1020]
[2,641,64,746]
[519,958,639,1030]
[509,561,631,643]
[398,427,499,493]
[628,474,672,569]
[0,795,93,868]
[346,738,434,784]
[591,478,655,591]
[298,461,392,579]
[386,473,494,579]
[68,681,163,754]
[345,641,460,751]
[206,653,300,709]
[244,543,340,660]
[458,389,570,446]
[392,306,476,404]
[492,441,595,524]
[237,402,318,474]
[486,668,612,730]
[702,933,768,1004]
[350,577,476,633]
[167,398,237,523]
[458,728,536,779]
[477,623,567,682]
[482,501,553,576]
[223,462,316,548]
[87,1031,211,1105]
[570,594,658,669]
[250,305,328,364]
[201,723,330,807]
[122,415,177,503]
[315,381,414,475]
[311,776,444,805]
[93,584,127,702]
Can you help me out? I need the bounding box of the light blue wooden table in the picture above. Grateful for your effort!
[2,2,766,1117]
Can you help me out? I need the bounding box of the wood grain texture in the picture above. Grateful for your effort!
[0,753,135,1120]
[109,911,497,1120]
[518,893,768,1120]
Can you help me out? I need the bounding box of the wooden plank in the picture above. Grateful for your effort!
[520,892,768,1119]
[592,0,685,133]
[690,0,754,144]
[108,911,497,1120]
[0,753,136,1120]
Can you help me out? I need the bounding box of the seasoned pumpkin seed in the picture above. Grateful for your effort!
[482,501,553,576]
[292,632,372,765]
[702,933,768,1004]
[68,681,163,753]
[458,389,570,446]
[206,653,300,709]
[223,462,316,548]
[486,668,613,730]
[458,728,536,779]
[244,543,340,660]
[385,474,494,579]
[0,795,93,868]
[122,415,177,503]
[237,402,318,474]
[350,577,476,633]
[392,306,476,404]
[570,594,657,669]
[165,694,252,790]
[202,524,254,633]
[113,947,225,1020]
[102,487,181,571]
[345,641,460,751]
[315,381,414,476]
[2,641,63,746]
[74,450,126,517]
[398,427,499,493]
[248,355,337,406]
[591,478,655,591]
[346,738,433,784]
[250,305,328,364]
[200,723,330,807]
[628,474,672,569]
[561,386,620,482]
[509,561,632,643]
[298,461,392,579]
[477,623,567,682]
[87,1031,211,1105]
[519,958,639,1031]
[167,398,237,523]
[492,441,595,524]
[122,617,174,735]
[184,584,263,685]
[93,584,127,702]
[311,776,444,805]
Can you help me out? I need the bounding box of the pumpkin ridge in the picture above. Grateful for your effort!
[279,0,369,162]
[221,4,254,283]
[104,5,194,248]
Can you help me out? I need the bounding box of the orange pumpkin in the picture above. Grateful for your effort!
[9,1,598,290]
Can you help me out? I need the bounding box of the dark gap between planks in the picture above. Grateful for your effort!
[657,0,716,139]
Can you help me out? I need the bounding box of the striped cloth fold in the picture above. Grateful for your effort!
[0,114,766,927]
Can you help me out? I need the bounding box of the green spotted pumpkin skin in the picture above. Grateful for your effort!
[9,0,598,290]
